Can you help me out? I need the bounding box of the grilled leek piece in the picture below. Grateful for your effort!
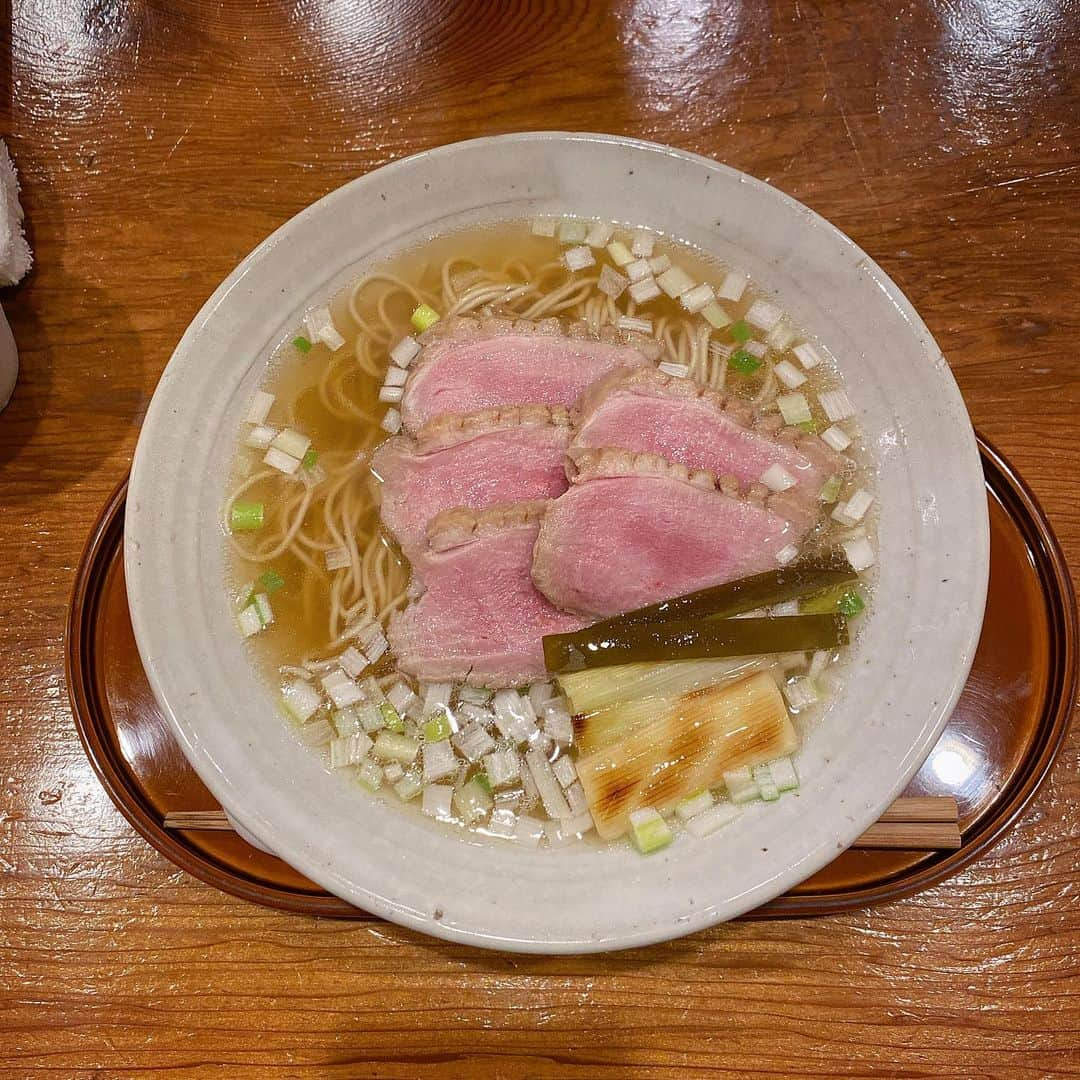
[544,613,847,673]
[575,672,797,840]
[558,657,766,716]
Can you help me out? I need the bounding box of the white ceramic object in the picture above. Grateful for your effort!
[126,133,988,953]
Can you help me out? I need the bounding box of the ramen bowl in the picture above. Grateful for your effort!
[126,133,988,952]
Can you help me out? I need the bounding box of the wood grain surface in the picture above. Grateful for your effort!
[2,0,1079,1075]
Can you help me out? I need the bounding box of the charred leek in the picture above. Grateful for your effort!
[544,614,848,674]
[575,672,797,839]
[581,551,857,635]
[558,657,766,716]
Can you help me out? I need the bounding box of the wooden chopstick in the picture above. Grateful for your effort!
[164,796,961,850]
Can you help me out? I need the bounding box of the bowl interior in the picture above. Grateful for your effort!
[126,133,988,952]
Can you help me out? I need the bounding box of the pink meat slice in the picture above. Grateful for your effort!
[388,503,587,687]
[371,406,571,562]
[401,317,657,433]
[532,449,814,618]
[573,368,840,501]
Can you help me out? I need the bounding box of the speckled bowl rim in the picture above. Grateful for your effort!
[126,133,989,953]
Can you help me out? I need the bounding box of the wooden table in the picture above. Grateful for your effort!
[2,1,1078,1074]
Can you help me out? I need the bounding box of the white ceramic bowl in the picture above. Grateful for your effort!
[126,133,988,952]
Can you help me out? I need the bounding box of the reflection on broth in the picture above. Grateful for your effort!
[223,219,876,854]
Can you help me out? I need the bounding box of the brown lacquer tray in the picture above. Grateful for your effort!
[66,435,1076,920]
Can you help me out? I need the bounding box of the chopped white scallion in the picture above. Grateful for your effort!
[674,789,714,822]
[647,253,671,275]
[627,277,661,304]
[456,703,494,727]
[493,689,538,744]
[332,707,361,737]
[330,732,373,769]
[321,668,363,709]
[271,428,311,459]
[245,424,277,450]
[809,650,833,681]
[361,676,386,704]
[565,781,589,816]
[559,810,595,836]
[685,803,741,838]
[700,302,731,329]
[717,271,747,301]
[584,220,614,248]
[531,217,556,237]
[597,264,629,300]
[421,784,454,820]
[525,748,572,819]
[513,814,545,848]
[767,321,796,350]
[386,681,419,717]
[845,488,874,521]
[263,446,301,475]
[384,365,408,388]
[390,335,421,368]
[452,723,496,763]
[378,385,404,404]
[304,305,346,351]
[760,464,796,492]
[527,681,557,713]
[252,592,273,627]
[325,546,351,571]
[380,408,402,434]
[394,771,423,801]
[630,229,655,257]
[422,739,459,783]
[236,605,263,638]
[282,679,322,723]
[563,245,595,272]
[723,765,760,804]
[298,717,334,747]
[486,807,517,838]
[456,685,492,706]
[658,361,690,379]
[616,314,653,334]
[629,807,673,854]
[245,390,275,425]
[357,759,384,792]
[541,704,573,745]
[680,283,715,314]
[745,299,784,332]
[842,535,876,571]
[775,543,800,566]
[783,676,819,711]
[356,702,384,733]
[821,424,852,452]
[743,339,768,359]
[606,240,634,267]
[625,258,652,283]
[557,219,588,244]
[768,757,800,792]
[373,731,420,764]
[752,763,780,802]
[656,266,695,298]
[552,755,577,788]
[774,359,808,389]
[819,389,856,422]
[793,342,823,369]
[422,681,453,717]
[484,748,521,788]
[383,761,404,783]
[338,646,367,679]
[777,392,812,426]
